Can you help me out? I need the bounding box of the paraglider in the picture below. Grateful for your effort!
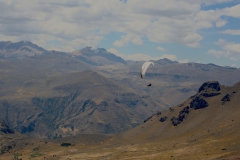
[140,61,154,86]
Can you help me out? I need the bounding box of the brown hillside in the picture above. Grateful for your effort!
[111,81,240,159]
[1,82,240,159]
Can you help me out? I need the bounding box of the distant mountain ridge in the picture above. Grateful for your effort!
[0,41,48,58]
[0,41,45,51]
[0,41,126,66]
[71,46,126,65]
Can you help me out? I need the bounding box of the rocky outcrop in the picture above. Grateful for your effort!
[159,116,167,122]
[144,116,153,123]
[171,106,190,126]
[20,122,35,134]
[201,93,220,97]
[221,94,230,105]
[190,96,208,110]
[198,81,221,93]
[1,145,12,154]
[221,94,230,102]
[0,120,14,134]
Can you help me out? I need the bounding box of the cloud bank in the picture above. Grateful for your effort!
[0,0,239,62]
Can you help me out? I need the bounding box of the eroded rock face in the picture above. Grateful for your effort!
[159,116,167,122]
[190,97,208,110]
[20,122,35,134]
[201,93,221,97]
[221,94,231,105]
[171,106,190,126]
[0,120,14,134]
[221,94,230,102]
[144,116,153,123]
[198,81,221,93]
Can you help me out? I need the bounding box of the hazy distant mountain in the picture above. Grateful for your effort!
[97,58,240,107]
[71,46,127,66]
[0,41,127,66]
[0,41,49,58]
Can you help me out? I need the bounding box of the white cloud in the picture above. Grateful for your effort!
[207,49,226,58]
[221,29,240,35]
[0,0,239,51]
[113,34,143,47]
[178,0,234,6]
[215,19,227,27]
[179,59,189,63]
[222,4,240,18]
[156,46,166,51]
[108,48,157,61]
[108,48,177,61]
[207,39,240,60]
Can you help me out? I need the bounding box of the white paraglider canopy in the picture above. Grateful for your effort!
[140,61,154,79]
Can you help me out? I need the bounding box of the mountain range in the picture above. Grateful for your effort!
[0,41,240,139]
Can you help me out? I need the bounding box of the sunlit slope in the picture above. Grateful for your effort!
[113,81,240,159]
[1,81,240,160]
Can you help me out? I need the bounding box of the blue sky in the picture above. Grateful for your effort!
[0,0,240,67]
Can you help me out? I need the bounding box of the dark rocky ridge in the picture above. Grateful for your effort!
[190,97,208,110]
[171,106,190,126]
[0,120,14,134]
[154,81,224,126]
[198,81,221,92]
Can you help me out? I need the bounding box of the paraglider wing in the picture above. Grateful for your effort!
[140,61,154,79]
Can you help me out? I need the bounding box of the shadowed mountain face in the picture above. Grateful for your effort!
[0,70,163,138]
[0,120,14,134]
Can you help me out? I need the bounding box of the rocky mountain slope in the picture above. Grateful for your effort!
[1,81,240,159]
[0,70,163,138]
[110,80,240,159]
[0,120,26,156]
